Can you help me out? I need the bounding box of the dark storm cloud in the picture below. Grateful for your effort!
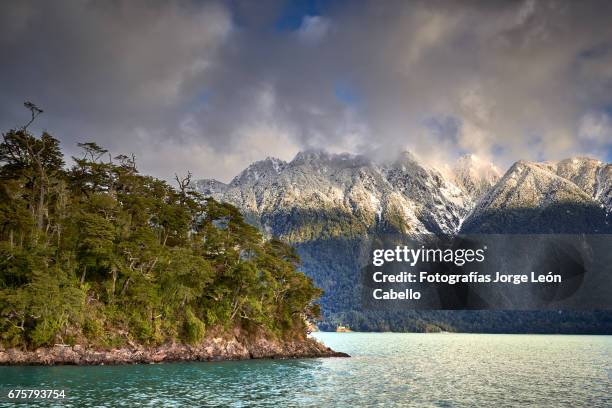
[0,0,232,178]
[1,0,611,181]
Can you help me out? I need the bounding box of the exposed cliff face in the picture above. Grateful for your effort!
[0,329,348,365]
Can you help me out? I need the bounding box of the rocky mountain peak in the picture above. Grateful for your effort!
[229,156,288,187]
[482,159,592,207]
[462,158,609,233]
[291,149,331,164]
[192,178,228,197]
[195,149,611,236]
[537,157,605,197]
[290,149,372,171]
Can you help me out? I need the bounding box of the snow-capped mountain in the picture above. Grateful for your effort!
[461,159,610,233]
[196,150,494,238]
[196,151,611,237]
[381,151,470,234]
[194,151,611,331]
[193,178,228,196]
[538,157,612,212]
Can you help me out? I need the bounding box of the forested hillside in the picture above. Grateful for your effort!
[0,127,322,350]
[196,148,612,333]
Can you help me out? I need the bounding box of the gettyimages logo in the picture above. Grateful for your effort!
[362,234,612,311]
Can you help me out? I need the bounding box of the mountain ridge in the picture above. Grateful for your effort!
[196,151,611,236]
[194,150,612,331]
[196,151,502,236]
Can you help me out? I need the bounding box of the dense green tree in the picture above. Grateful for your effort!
[0,121,322,349]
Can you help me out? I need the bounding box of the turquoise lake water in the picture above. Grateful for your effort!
[1,333,611,407]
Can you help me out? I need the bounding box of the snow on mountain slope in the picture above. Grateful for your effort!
[382,151,469,234]
[595,164,612,212]
[538,157,602,196]
[195,150,472,238]
[193,179,228,197]
[536,157,612,213]
[474,160,594,210]
[461,159,610,233]
[195,151,611,238]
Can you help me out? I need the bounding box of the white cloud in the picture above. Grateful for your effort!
[298,16,331,44]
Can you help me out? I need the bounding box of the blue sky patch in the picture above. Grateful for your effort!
[275,0,331,31]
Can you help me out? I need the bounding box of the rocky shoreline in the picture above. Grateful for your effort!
[0,334,348,366]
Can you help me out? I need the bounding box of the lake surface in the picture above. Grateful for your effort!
[1,333,611,407]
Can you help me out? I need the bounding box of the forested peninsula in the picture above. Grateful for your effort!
[0,124,345,365]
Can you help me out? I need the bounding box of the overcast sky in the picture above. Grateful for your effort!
[1,0,611,182]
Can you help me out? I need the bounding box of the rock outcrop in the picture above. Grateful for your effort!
[0,331,348,365]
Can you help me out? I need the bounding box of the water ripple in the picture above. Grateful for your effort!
[1,333,610,407]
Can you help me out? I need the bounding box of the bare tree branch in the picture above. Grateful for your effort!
[22,101,43,130]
